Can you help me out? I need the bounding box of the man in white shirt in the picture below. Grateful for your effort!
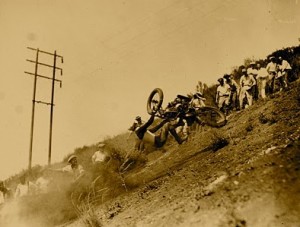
[92,143,109,164]
[239,68,256,109]
[247,62,258,77]
[223,74,240,111]
[215,78,231,115]
[62,155,85,181]
[256,64,269,99]
[247,62,259,100]
[266,56,278,93]
[277,56,292,90]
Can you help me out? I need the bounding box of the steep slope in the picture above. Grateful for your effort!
[67,79,300,227]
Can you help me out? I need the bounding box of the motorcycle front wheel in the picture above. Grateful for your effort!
[147,88,164,115]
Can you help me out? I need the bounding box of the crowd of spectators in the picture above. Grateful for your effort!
[216,56,292,115]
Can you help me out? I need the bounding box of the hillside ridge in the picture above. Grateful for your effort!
[66,79,300,227]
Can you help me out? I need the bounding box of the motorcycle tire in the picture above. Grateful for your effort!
[147,88,164,115]
[197,106,227,128]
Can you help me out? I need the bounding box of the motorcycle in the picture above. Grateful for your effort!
[147,88,227,128]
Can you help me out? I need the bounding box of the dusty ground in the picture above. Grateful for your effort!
[65,80,300,226]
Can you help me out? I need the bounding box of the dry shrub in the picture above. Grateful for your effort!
[210,131,229,152]
[258,112,277,125]
[258,113,269,124]
[245,123,254,132]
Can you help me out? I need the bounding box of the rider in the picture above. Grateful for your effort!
[131,113,188,148]
[190,92,206,109]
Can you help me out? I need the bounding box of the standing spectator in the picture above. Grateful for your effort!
[223,74,240,111]
[92,143,109,165]
[215,78,231,115]
[247,62,258,77]
[0,181,10,205]
[128,116,145,152]
[266,56,278,93]
[247,62,259,100]
[239,69,256,109]
[256,64,269,99]
[277,56,292,90]
[91,143,110,181]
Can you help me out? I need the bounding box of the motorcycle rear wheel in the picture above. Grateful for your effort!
[197,106,227,127]
[147,88,164,115]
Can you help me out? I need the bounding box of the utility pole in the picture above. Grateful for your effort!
[25,47,63,172]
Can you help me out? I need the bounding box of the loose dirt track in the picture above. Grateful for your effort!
[67,80,300,227]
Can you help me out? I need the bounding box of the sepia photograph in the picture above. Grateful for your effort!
[0,0,300,226]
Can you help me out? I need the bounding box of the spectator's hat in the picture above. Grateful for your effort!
[242,68,246,73]
[68,155,77,163]
[217,78,223,83]
[269,56,275,60]
[249,62,255,65]
[223,74,230,79]
[135,116,141,121]
[98,143,105,148]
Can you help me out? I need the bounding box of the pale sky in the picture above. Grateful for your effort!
[0,0,299,179]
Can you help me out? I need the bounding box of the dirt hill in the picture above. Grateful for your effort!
[66,79,300,227]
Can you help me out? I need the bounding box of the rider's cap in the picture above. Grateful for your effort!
[217,78,223,83]
[279,56,282,60]
[242,68,246,73]
[249,62,255,65]
[68,155,77,163]
[269,56,275,60]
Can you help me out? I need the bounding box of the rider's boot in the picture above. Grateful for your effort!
[170,128,187,144]
[135,114,155,139]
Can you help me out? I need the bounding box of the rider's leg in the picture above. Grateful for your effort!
[170,127,187,144]
[154,122,187,147]
[148,119,169,133]
[135,114,155,140]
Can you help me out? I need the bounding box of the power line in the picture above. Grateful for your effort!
[25,47,63,173]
